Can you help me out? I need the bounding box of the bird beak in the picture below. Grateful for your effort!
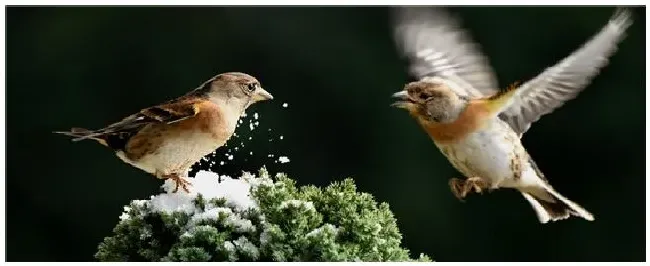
[252,87,274,102]
[391,90,411,109]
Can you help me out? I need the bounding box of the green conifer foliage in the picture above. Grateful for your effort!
[96,168,431,262]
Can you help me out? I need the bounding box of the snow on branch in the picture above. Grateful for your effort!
[96,168,431,262]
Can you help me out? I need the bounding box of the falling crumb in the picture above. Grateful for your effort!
[282,103,288,108]
[254,113,259,120]
[278,156,290,163]
[249,151,253,155]
[227,155,234,160]
[254,121,259,126]
[280,135,284,140]
[249,123,254,131]
[220,161,225,165]
[268,154,274,158]
[248,137,252,140]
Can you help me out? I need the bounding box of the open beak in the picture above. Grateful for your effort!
[391,90,412,109]
[252,87,274,102]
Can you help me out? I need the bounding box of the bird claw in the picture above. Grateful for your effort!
[466,177,487,194]
[449,178,467,201]
[164,174,192,193]
[449,177,489,201]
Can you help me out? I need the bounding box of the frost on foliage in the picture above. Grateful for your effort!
[96,168,431,262]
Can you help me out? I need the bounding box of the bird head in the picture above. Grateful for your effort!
[392,80,467,123]
[193,72,273,112]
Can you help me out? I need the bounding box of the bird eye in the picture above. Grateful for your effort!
[246,83,257,92]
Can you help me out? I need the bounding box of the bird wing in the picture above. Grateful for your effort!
[392,6,499,99]
[498,8,633,135]
[61,97,204,142]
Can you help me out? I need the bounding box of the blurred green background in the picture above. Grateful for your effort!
[6,6,646,262]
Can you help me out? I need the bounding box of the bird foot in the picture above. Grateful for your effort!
[449,177,489,201]
[163,174,192,193]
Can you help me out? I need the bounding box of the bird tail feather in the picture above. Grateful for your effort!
[520,186,594,224]
[53,127,108,146]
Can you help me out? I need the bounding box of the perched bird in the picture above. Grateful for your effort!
[391,7,632,223]
[55,72,273,193]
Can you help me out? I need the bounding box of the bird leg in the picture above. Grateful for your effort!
[163,173,192,193]
[449,177,489,201]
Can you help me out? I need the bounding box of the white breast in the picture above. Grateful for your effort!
[435,119,531,188]
[117,131,227,177]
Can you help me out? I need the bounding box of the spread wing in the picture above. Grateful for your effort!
[392,6,499,98]
[499,8,633,135]
[55,97,204,147]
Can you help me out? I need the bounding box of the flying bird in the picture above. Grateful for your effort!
[55,72,273,193]
[391,7,632,223]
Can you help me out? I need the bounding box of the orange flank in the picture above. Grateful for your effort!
[124,100,230,161]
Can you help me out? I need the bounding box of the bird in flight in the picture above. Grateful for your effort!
[391,7,633,223]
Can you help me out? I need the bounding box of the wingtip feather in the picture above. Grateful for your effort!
[609,7,633,32]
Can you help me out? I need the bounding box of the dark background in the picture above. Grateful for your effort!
[6,6,646,262]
